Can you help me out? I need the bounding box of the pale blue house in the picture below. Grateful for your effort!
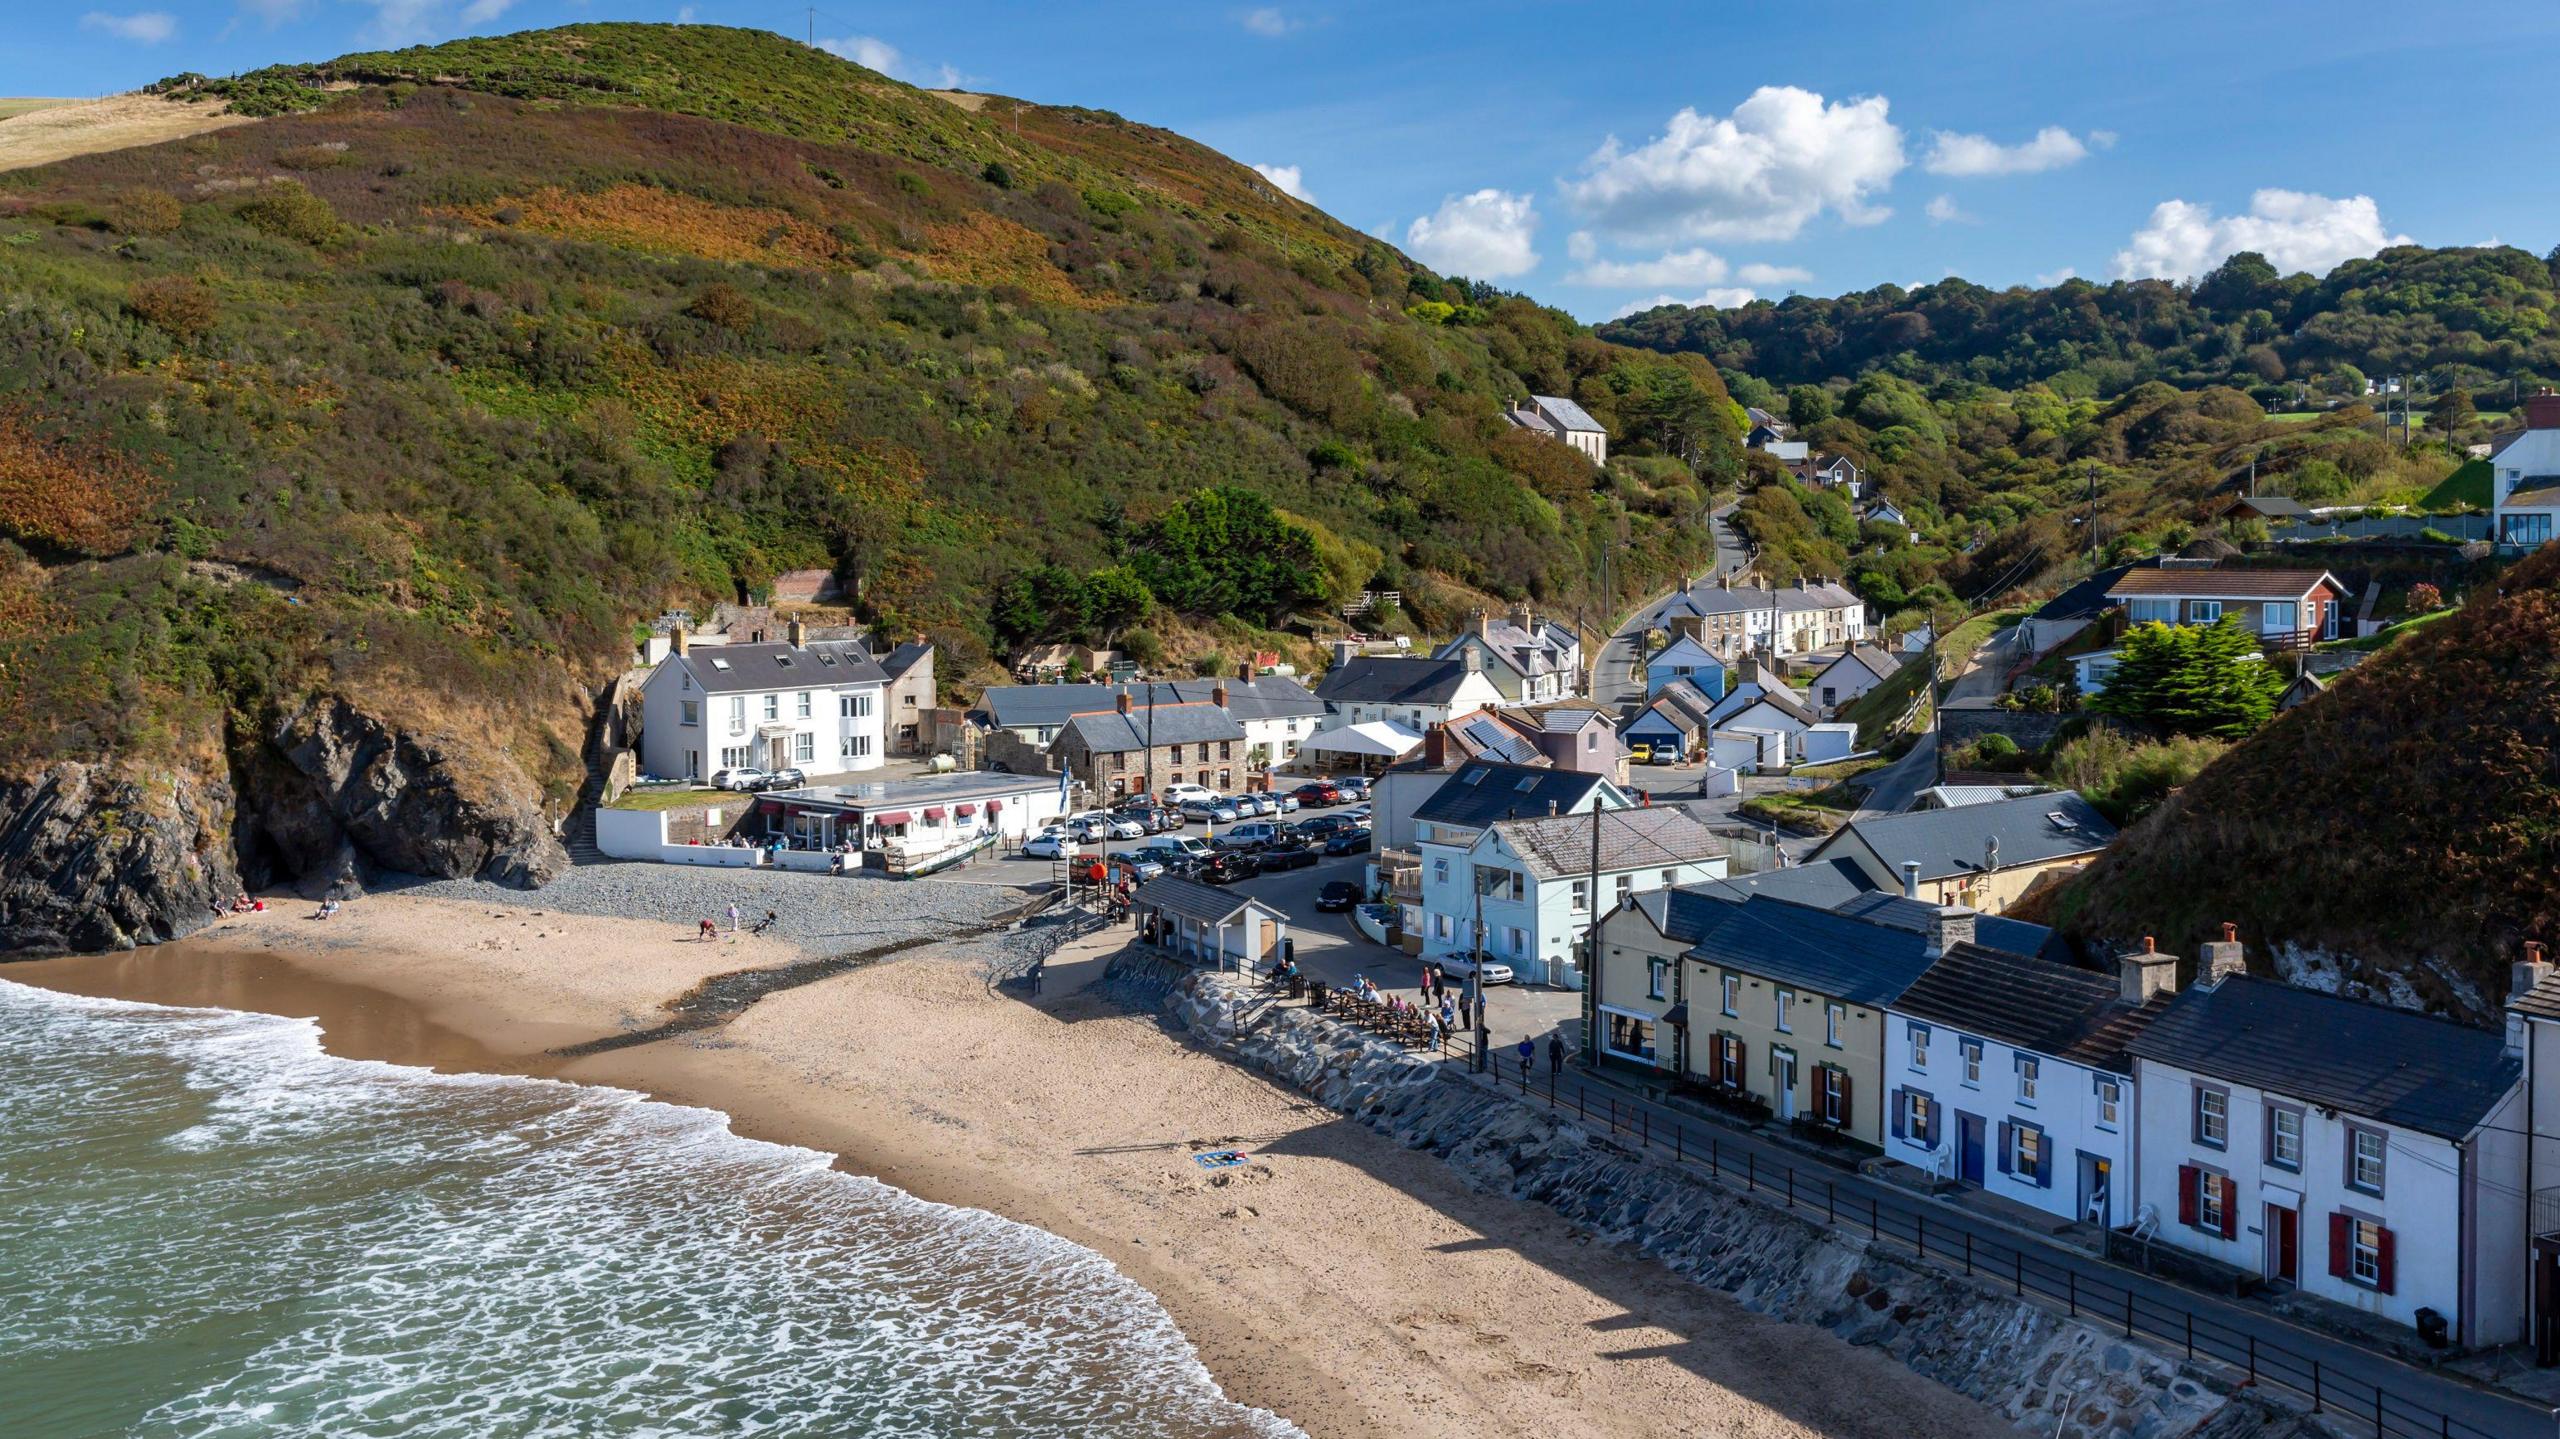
[1643,633,1728,702]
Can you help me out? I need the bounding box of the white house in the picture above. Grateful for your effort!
[1503,394,1608,464]
[1705,661,1793,725]
[1803,454,1864,498]
[1672,578,1868,662]
[2127,931,2526,1346]
[1421,804,1726,989]
[976,676,1324,768]
[1712,684,1816,747]
[1434,608,1585,703]
[1642,632,1728,702]
[1314,654,1507,734]
[1807,644,1902,718]
[1884,938,2174,1229]
[639,626,888,782]
[2490,390,2560,551]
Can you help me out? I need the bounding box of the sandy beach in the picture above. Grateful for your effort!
[14,889,2010,1439]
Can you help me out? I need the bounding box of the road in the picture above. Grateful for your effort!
[1848,618,2021,821]
[1591,503,1748,713]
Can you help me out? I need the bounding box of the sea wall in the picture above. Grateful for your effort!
[1110,954,2320,1439]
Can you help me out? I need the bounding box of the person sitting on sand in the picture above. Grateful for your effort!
[312,898,340,920]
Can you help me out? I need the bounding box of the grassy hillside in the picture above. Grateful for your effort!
[2056,543,2560,1019]
[0,23,1741,804]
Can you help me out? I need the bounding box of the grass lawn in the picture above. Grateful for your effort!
[2314,606,2457,653]
[2417,458,2492,513]
[606,786,720,811]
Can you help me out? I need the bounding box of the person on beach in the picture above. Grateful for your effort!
[698,918,717,942]
[727,902,741,933]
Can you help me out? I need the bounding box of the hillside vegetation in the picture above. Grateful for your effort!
[2056,544,2560,1020]
[0,24,1741,946]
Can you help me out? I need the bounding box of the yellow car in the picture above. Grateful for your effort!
[1628,741,1653,764]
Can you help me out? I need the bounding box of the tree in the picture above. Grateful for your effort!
[1785,384,1833,427]
[2089,618,2284,737]
[2429,388,2477,434]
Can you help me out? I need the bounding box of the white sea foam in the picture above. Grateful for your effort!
[0,980,1302,1439]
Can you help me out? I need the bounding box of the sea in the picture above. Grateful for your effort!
[0,980,1300,1439]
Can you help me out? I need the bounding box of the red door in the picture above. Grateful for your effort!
[2267,1205,2299,1284]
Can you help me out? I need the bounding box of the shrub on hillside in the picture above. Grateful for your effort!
[109,190,183,236]
[235,181,343,246]
[2088,618,2283,738]
[125,276,217,340]
[2044,727,2228,825]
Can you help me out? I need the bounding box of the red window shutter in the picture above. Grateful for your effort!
[2219,1178,2238,1239]
[1836,1068,1852,1127]
[2374,1226,2396,1295]
[2328,1212,2351,1279]
[2177,1166,2199,1227]
[1732,1040,1746,1088]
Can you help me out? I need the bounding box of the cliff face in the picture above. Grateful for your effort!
[0,762,239,952]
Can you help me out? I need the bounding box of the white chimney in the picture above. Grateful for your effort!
[1924,906,1974,959]
[2119,936,2179,1006]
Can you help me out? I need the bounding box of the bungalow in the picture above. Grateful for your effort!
[1805,791,2117,915]
[1503,394,1608,465]
[2129,931,2525,1346]
[1641,632,1729,702]
[1884,937,2173,1229]
[1807,644,1902,717]
[1434,607,1585,703]
[2489,390,2560,552]
[2216,493,2312,525]
[638,623,889,782]
[2103,565,2348,649]
[2020,563,2136,657]
[1425,807,1728,988]
[1622,678,1719,762]
[1131,875,1291,975]
[1315,654,1507,734]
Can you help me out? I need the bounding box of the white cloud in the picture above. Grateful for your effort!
[1566,230,1597,262]
[2110,188,2409,280]
[1404,189,1540,278]
[1561,86,1904,245]
[817,34,963,87]
[1239,7,1296,36]
[676,5,696,20]
[1736,262,1811,286]
[358,0,446,42]
[1924,193,1974,225]
[80,9,176,41]
[459,0,513,23]
[1609,288,1757,319]
[2089,130,2119,150]
[1568,247,1727,287]
[1250,163,1312,202]
[1923,125,2091,177]
[2035,266,2078,285]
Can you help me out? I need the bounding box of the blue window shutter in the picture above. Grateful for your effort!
[2034,1126,2054,1189]
[1890,1088,1906,1140]
[1996,1121,2012,1175]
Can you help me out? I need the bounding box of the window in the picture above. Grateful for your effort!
[1824,1002,1843,1048]
[1775,991,1793,1033]
[2009,1123,2046,1183]
[2194,1087,2228,1147]
[2261,601,2298,634]
[792,733,814,763]
[2344,1216,2388,1288]
[1504,927,1527,957]
[1960,1039,1982,1086]
[1647,960,1667,1000]
[1219,742,1233,761]
[2267,1106,2303,1170]
[1614,874,1633,906]
[728,697,747,733]
[762,694,780,721]
[719,746,749,769]
[1433,914,1453,941]
[2191,599,2223,623]
[1660,869,1678,886]
[1169,744,1184,763]
[1901,1089,1936,1146]
[1713,1035,1744,1088]
[1720,974,1739,1017]
[1570,880,1589,913]
[795,691,812,719]
[679,700,700,727]
[2095,1078,2121,1130]
[1604,1012,1656,1062]
[841,693,873,719]
[2128,598,2177,624]
[1909,1023,1930,1071]
[2348,1127,2386,1195]
[1819,1066,1848,1125]
[2197,1172,2226,1234]
[2016,1056,2039,1103]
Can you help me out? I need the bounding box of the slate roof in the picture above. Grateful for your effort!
[2106,567,2342,601]
[881,640,933,679]
[1814,645,1900,688]
[1679,583,1860,618]
[1629,681,1718,736]
[2224,494,2311,519]
[1315,655,1481,705]
[1530,394,1605,434]
[675,640,889,695]
[1132,874,1280,927]
[2029,565,2137,624]
[2511,970,2560,1022]
[1722,685,1817,728]
[1626,885,1746,945]
[1681,896,1993,1007]
[1831,892,2057,961]
[1512,702,1613,735]
[1449,711,1544,766]
[1817,791,2115,881]
[982,678,1322,731]
[1412,760,1610,830]
[2127,976,2520,1140]
[1490,808,1727,881]
[1893,942,2166,1071]
[1061,703,1245,755]
[1690,858,1878,910]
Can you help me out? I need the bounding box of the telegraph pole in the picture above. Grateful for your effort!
[1469,882,1488,1073]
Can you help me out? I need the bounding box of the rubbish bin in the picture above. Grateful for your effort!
[1309,980,1328,1011]
[1281,936,1296,964]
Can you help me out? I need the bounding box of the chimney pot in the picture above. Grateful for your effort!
[2514,941,2554,1008]
[1925,905,1974,959]
[2120,940,2180,1006]
[1900,860,1921,900]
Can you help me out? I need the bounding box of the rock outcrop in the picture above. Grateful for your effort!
[1116,955,2324,1439]
[0,761,239,952]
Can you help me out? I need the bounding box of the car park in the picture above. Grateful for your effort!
[1292,781,1341,807]
[1021,829,1073,859]
[1314,880,1361,912]
[1216,821,1282,852]
[1436,951,1516,986]
[1257,841,1320,871]
[1322,825,1372,856]
[1294,814,1351,840]
[1198,851,1261,885]
[1178,798,1239,824]
[711,767,770,792]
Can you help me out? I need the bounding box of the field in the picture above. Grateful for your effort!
[0,100,82,120]
[0,92,254,173]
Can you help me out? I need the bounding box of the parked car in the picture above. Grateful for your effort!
[1257,841,1320,871]
[1292,781,1341,807]
[1341,805,1372,826]
[1648,745,1678,765]
[1272,793,1300,813]
[1322,825,1373,856]
[1155,835,1214,862]
[1128,843,1194,875]
[1294,814,1350,840]
[1115,856,1166,883]
[1627,741,1653,765]
[1102,816,1147,840]
[1021,829,1073,859]
[1199,851,1261,885]
[1333,775,1371,799]
[1314,879,1362,912]
[753,767,808,792]
[711,767,770,792]
[1230,792,1274,817]
[1216,821,1282,852]
[1437,951,1516,986]
[1178,798,1239,824]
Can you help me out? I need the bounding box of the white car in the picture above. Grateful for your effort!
[1162,783,1217,806]
[1021,830,1073,859]
[1101,816,1146,840]
[1436,952,1516,986]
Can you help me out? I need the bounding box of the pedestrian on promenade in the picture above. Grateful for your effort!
[726,901,741,933]
[1516,1038,1534,1084]
[1547,1034,1563,1078]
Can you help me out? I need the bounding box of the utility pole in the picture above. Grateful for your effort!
[807,6,816,45]
[1469,881,1488,1073]
[1579,802,1608,1072]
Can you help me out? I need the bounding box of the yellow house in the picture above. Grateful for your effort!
[1802,791,2116,916]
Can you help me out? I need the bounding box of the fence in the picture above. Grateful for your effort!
[1403,1029,2539,1439]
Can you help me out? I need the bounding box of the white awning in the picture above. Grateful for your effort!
[1299,719,1424,758]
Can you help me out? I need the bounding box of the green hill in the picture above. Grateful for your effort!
[0,23,1740,949]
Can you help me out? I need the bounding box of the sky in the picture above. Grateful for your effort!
[16,1,2560,322]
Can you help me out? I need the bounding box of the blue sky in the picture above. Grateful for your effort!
[16,1,2560,321]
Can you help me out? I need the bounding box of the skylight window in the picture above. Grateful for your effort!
[1515,776,1538,792]
[709,658,731,671]
[776,656,794,668]
[1464,770,1489,786]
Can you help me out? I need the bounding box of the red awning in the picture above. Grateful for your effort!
[760,800,784,814]
[922,807,949,821]
[955,802,978,816]
[985,799,1003,813]
[871,810,913,825]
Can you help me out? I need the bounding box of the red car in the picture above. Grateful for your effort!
[1291,781,1341,806]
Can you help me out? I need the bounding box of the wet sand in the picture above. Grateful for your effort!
[13,895,2014,1439]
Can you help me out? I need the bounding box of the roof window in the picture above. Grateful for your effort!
[709,658,731,671]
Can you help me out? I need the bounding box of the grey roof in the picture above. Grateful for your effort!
[1131,874,1280,927]
[1449,711,1544,765]
[981,677,1321,731]
[1830,892,2057,963]
[1512,702,1612,735]
[1814,646,1899,688]
[1628,683,1716,737]
[676,640,889,695]
[1677,584,1853,619]
[1818,791,2115,881]
[2127,976,2520,1140]
[1490,808,1726,881]
[1691,858,1878,909]
[1626,885,1747,945]
[1315,655,1479,705]
[1412,759,1610,830]
[1893,942,2167,1072]
[2512,970,2560,1022]
[1437,618,1579,679]
[2230,494,2311,518]
[881,641,934,679]
[1061,703,1245,755]
[1722,685,1817,728]
[1682,896,1983,1008]
[1530,394,1605,434]
[2028,565,2138,624]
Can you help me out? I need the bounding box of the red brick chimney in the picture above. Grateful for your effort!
[1115,690,1133,715]
[1211,681,1229,709]
[2529,389,2560,431]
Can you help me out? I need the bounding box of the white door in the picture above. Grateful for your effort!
[1774,1052,1797,1121]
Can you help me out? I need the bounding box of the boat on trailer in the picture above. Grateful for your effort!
[884,827,999,879]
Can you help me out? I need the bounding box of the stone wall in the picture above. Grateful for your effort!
[1112,956,2323,1439]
